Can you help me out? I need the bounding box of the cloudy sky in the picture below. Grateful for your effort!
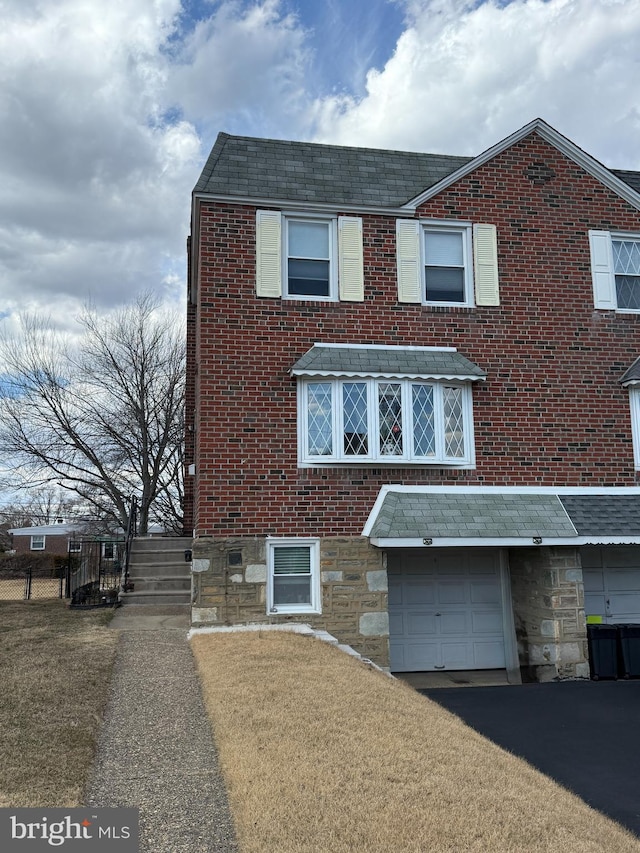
[1,0,639,332]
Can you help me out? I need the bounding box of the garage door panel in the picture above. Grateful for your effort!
[405,643,439,669]
[607,572,640,592]
[583,569,604,592]
[388,550,505,672]
[473,641,506,668]
[441,643,469,669]
[470,582,501,604]
[406,612,438,635]
[438,583,466,605]
[439,612,468,634]
[471,611,503,634]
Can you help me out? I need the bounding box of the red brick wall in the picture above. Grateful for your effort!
[11,534,71,557]
[190,131,640,538]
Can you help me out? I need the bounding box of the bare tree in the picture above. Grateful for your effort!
[0,294,185,535]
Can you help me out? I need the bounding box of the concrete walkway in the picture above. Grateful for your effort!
[84,607,238,853]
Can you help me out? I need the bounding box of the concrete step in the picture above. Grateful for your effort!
[119,589,191,606]
[129,548,191,565]
[127,561,191,576]
[131,537,190,553]
[127,576,191,593]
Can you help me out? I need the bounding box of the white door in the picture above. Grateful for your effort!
[582,546,640,623]
[388,549,506,672]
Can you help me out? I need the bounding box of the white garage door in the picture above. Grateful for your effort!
[388,550,506,673]
[582,546,640,624]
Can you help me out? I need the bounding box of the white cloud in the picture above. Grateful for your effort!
[167,0,310,138]
[310,0,640,169]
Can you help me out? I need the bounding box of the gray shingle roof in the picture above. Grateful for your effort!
[369,492,577,539]
[194,132,472,207]
[620,357,640,386]
[559,496,640,537]
[613,170,640,194]
[195,131,640,209]
[290,345,486,379]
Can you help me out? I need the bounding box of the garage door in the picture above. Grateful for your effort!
[582,546,640,624]
[388,549,506,673]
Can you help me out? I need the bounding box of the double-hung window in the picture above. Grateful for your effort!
[267,538,321,614]
[424,225,471,304]
[590,230,640,311]
[294,345,484,467]
[30,535,45,551]
[256,210,364,302]
[286,218,334,298]
[397,219,499,306]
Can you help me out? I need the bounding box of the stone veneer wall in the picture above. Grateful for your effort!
[509,546,589,681]
[191,536,390,667]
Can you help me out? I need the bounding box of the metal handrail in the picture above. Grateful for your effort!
[121,495,138,593]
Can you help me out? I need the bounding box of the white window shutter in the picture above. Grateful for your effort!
[338,216,364,301]
[473,223,499,306]
[589,229,616,309]
[256,210,282,298]
[396,219,421,303]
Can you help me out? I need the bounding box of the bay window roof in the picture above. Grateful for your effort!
[290,344,486,381]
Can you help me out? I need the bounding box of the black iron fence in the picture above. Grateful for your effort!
[67,539,124,608]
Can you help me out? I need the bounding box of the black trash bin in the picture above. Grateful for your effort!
[618,624,640,678]
[587,624,619,680]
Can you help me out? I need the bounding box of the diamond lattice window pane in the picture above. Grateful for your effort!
[443,387,465,457]
[307,383,332,455]
[613,240,640,276]
[412,385,435,456]
[616,275,640,310]
[378,383,403,455]
[343,383,368,455]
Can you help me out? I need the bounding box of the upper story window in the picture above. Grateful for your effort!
[612,238,640,310]
[256,210,363,302]
[292,345,485,468]
[30,535,45,551]
[285,218,335,299]
[590,230,640,311]
[397,220,499,307]
[424,225,472,305]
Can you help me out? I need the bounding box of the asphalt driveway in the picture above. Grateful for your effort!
[421,680,640,837]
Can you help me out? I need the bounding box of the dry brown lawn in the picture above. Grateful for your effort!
[0,599,118,807]
[192,630,640,853]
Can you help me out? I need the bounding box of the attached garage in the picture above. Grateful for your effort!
[388,549,507,672]
[583,546,640,624]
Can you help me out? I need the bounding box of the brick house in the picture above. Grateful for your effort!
[8,521,84,557]
[184,117,640,682]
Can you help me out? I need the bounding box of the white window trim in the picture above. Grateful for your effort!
[422,220,474,308]
[629,388,640,469]
[590,229,640,313]
[266,538,321,615]
[68,540,81,553]
[30,535,45,551]
[297,376,475,467]
[283,213,338,302]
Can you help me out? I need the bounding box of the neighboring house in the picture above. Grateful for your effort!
[184,117,640,682]
[8,520,85,557]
